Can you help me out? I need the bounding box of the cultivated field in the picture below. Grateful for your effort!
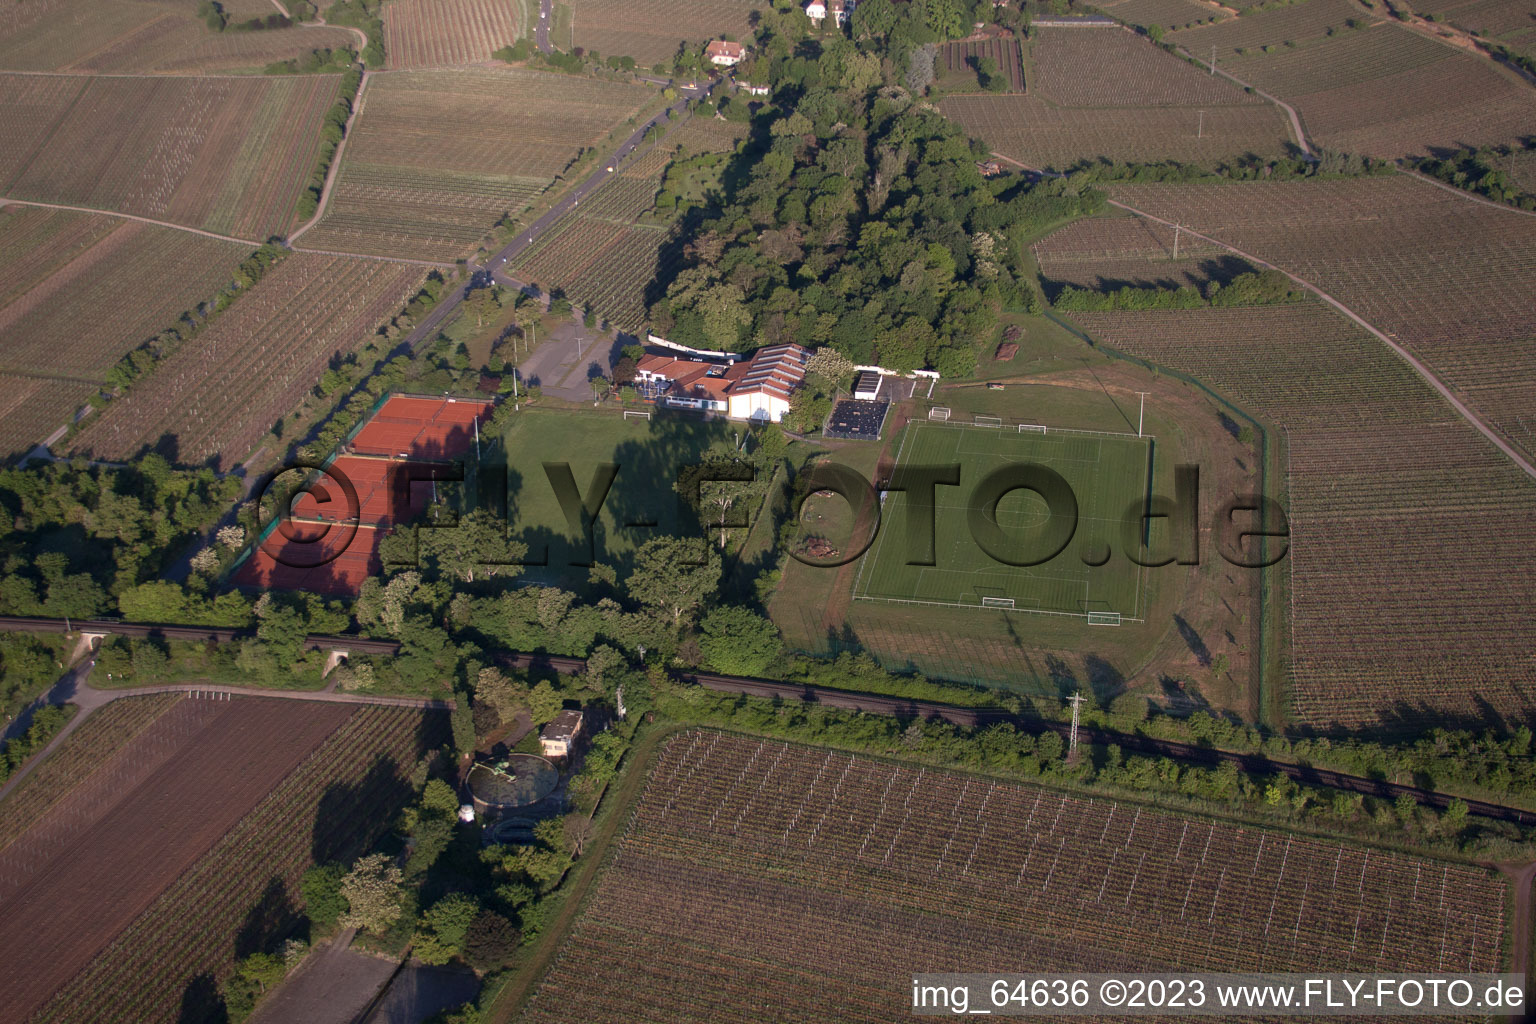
[511,215,671,332]
[0,696,359,1023]
[302,69,651,260]
[852,423,1151,621]
[20,698,443,1024]
[1222,23,1535,156]
[1109,176,1536,467]
[1058,298,1536,731]
[1,72,341,238]
[519,732,1508,1021]
[384,0,519,68]
[0,0,179,70]
[1414,0,1536,59]
[1100,0,1229,32]
[667,115,751,155]
[1031,25,1266,106]
[567,0,757,65]
[1028,216,1251,291]
[0,208,249,381]
[939,35,1026,90]
[68,22,361,74]
[0,375,94,461]
[1169,0,1380,60]
[941,94,1291,169]
[67,254,424,469]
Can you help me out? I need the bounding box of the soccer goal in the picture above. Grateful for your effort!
[1087,611,1122,626]
[928,406,952,421]
[981,596,1016,609]
[622,409,651,422]
[974,415,1003,428]
[1018,423,1047,434]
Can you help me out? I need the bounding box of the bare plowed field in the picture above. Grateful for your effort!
[385,0,519,68]
[0,696,355,1024]
[68,253,423,469]
[519,732,1508,1021]
[0,72,341,238]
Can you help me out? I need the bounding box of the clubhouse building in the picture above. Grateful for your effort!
[635,342,810,423]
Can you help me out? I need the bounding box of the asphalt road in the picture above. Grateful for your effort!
[401,79,708,356]
[535,0,551,54]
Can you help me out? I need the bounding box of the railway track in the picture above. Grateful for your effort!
[3,616,1531,825]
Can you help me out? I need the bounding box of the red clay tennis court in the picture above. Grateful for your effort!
[233,395,495,595]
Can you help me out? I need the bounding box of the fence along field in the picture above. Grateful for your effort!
[939,27,1289,169]
[519,732,1508,1022]
[28,701,444,1024]
[1,72,341,239]
[1219,22,1535,156]
[1108,176,1536,468]
[1043,298,1536,731]
[567,0,757,65]
[67,254,423,470]
[385,0,519,68]
[301,68,651,261]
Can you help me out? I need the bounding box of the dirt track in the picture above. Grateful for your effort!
[0,697,354,1024]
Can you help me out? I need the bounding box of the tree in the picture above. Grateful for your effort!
[300,863,347,930]
[415,892,480,965]
[805,347,855,391]
[338,853,404,934]
[698,606,782,676]
[417,508,526,583]
[463,910,520,971]
[626,537,722,628]
[528,680,563,725]
[475,666,529,723]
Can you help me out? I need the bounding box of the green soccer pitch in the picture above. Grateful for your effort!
[851,422,1152,621]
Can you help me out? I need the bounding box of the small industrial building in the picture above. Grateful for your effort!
[540,709,585,759]
[852,370,882,401]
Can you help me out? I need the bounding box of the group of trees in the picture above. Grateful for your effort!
[296,68,364,221]
[0,458,241,619]
[197,1,293,32]
[323,0,385,66]
[1413,142,1536,211]
[646,28,1112,374]
[1052,268,1305,311]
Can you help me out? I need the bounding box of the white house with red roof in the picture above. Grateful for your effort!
[634,343,809,422]
[705,40,746,66]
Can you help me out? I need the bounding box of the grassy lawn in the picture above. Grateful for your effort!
[488,406,733,588]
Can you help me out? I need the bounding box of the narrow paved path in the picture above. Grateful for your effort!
[0,197,263,246]
[289,70,372,243]
[989,150,1536,483]
[535,0,552,54]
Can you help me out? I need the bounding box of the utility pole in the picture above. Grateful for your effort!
[1209,44,1216,74]
[1067,692,1086,758]
[1136,391,1149,437]
[1172,221,1181,261]
[1197,109,1204,138]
